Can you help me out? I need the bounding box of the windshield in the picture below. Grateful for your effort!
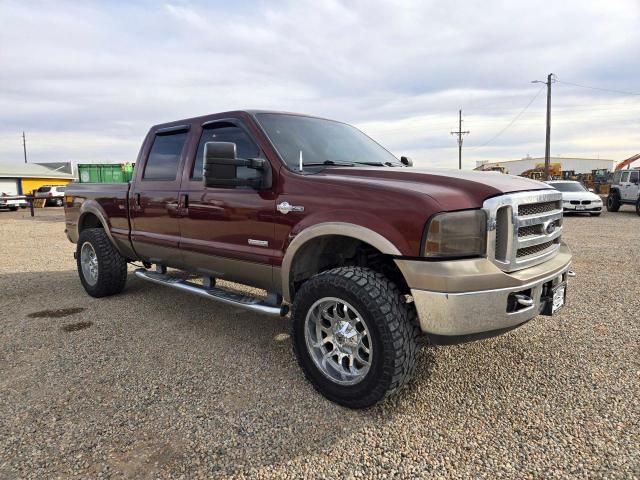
[256,113,401,169]
[550,182,587,193]
[37,186,51,192]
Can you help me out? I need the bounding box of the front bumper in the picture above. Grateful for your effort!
[563,202,602,212]
[396,244,572,337]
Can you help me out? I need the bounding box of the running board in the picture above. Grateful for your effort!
[134,268,283,317]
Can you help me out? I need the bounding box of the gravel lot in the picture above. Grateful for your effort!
[1,206,638,479]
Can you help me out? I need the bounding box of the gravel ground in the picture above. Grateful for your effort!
[0,206,638,479]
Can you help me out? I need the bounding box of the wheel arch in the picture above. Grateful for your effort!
[281,222,405,303]
[76,201,118,248]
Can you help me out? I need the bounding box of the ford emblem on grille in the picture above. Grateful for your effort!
[545,222,556,235]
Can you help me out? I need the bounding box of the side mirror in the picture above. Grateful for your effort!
[400,156,413,167]
[204,142,267,189]
[588,188,595,193]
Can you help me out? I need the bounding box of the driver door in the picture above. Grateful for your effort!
[627,170,640,202]
[178,119,278,291]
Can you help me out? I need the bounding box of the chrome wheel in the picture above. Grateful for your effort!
[80,242,99,286]
[304,297,372,385]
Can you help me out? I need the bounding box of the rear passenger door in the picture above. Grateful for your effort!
[129,125,189,266]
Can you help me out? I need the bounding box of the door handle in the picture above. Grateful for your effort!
[179,194,189,216]
[132,193,142,212]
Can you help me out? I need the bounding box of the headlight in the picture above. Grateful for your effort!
[423,210,487,258]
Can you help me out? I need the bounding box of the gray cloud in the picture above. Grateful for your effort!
[1,0,639,168]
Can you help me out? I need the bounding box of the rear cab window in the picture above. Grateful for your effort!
[143,130,189,181]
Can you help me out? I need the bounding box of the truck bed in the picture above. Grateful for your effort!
[64,182,133,256]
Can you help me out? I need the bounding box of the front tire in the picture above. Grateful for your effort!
[292,267,419,409]
[606,191,621,212]
[54,198,63,207]
[76,228,127,297]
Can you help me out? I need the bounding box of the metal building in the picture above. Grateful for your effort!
[0,162,75,196]
[475,156,615,176]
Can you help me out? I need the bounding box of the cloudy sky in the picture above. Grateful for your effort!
[1,0,639,169]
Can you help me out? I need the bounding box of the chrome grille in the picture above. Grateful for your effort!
[517,240,558,258]
[484,190,563,272]
[518,201,560,216]
[518,225,541,237]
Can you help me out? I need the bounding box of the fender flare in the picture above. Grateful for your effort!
[77,201,116,246]
[280,222,402,302]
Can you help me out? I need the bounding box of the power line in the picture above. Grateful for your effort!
[555,79,640,96]
[469,85,545,150]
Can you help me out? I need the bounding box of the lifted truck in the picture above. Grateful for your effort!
[64,110,573,408]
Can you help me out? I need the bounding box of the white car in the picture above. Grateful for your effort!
[0,193,28,211]
[34,185,67,207]
[546,180,602,216]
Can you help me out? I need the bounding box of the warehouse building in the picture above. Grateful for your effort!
[0,162,75,196]
[475,156,615,176]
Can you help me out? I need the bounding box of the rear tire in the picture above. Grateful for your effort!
[606,191,621,212]
[291,267,419,409]
[76,228,127,297]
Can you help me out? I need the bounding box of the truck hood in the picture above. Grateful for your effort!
[316,167,551,210]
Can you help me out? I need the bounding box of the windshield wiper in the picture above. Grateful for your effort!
[357,161,404,167]
[302,160,356,167]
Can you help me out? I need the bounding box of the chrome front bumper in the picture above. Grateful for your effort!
[396,244,572,337]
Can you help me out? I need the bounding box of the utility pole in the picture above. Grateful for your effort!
[22,131,27,163]
[450,110,469,170]
[533,74,554,179]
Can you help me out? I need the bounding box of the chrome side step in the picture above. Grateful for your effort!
[134,268,283,317]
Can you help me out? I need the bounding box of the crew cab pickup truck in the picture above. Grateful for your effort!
[64,110,573,408]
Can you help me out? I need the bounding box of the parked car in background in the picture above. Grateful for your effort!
[606,169,640,216]
[546,180,602,216]
[0,193,28,211]
[35,185,67,206]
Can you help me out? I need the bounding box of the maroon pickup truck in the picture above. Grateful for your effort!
[65,110,573,408]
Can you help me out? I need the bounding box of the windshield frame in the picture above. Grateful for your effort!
[252,112,402,173]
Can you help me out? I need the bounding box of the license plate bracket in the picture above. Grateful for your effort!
[541,281,566,316]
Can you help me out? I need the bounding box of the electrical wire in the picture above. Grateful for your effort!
[555,79,640,96]
[469,85,545,149]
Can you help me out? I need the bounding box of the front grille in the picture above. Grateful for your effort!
[582,200,591,205]
[518,201,560,216]
[518,225,541,237]
[570,200,580,205]
[517,240,557,258]
[485,190,563,272]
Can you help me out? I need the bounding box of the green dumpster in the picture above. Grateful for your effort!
[77,163,135,183]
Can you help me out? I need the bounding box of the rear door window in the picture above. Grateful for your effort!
[630,171,639,184]
[143,131,188,181]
